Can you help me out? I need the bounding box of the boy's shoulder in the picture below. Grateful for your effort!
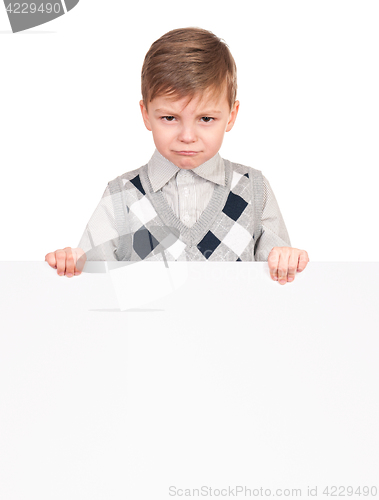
[118,165,146,183]
[223,157,264,182]
[106,164,147,194]
[224,159,267,205]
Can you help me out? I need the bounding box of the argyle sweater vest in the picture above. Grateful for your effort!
[106,159,264,262]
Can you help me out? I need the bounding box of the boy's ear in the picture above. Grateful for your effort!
[139,100,152,131]
[226,100,240,132]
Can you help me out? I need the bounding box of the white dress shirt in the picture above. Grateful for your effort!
[148,150,225,228]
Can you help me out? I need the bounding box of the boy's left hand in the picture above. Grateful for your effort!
[268,247,309,285]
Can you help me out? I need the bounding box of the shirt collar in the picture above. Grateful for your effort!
[147,148,225,192]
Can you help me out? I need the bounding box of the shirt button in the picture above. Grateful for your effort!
[183,213,190,222]
[183,188,189,196]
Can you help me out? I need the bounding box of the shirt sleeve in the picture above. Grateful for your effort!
[76,184,121,261]
[254,175,292,261]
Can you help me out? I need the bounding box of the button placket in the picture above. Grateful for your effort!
[177,169,195,226]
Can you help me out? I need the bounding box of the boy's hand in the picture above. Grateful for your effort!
[45,247,86,277]
[268,247,309,285]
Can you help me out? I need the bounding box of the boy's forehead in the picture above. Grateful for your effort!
[152,89,228,113]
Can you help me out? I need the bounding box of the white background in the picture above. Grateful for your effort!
[1,0,378,261]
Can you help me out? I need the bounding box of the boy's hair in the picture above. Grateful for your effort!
[141,27,237,111]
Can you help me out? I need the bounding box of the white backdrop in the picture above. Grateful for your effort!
[1,0,378,261]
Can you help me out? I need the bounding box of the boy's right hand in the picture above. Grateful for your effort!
[45,247,86,277]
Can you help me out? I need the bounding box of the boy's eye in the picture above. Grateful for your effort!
[161,116,214,122]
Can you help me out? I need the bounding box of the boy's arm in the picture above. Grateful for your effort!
[254,175,291,261]
[77,184,123,261]
[45,183,128,276]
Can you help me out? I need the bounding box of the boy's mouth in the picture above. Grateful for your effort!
[174,151,199,156]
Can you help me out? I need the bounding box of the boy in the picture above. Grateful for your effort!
[45,27,309,285]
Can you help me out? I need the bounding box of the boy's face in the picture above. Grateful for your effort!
[139,89,239,169]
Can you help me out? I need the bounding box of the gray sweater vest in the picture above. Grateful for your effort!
[107,159,264,262]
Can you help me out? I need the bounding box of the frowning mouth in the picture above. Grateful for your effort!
[174,151,200,156]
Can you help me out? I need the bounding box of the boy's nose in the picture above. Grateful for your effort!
[178,125,197,143]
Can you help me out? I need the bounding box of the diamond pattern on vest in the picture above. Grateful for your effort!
[222,191,248,221]
[129,175,146,195]
[117,166,259,262]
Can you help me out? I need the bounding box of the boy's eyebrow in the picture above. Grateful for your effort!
[154,109,174,114]
[199,110,223,115]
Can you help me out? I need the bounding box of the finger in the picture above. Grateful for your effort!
[267,247,280,281]
[55,249,67,276]
[287,252,299,282]
[64,247,75,277]
[278,251,290,285]
[45,252,57,269]
[297,250,309,272]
